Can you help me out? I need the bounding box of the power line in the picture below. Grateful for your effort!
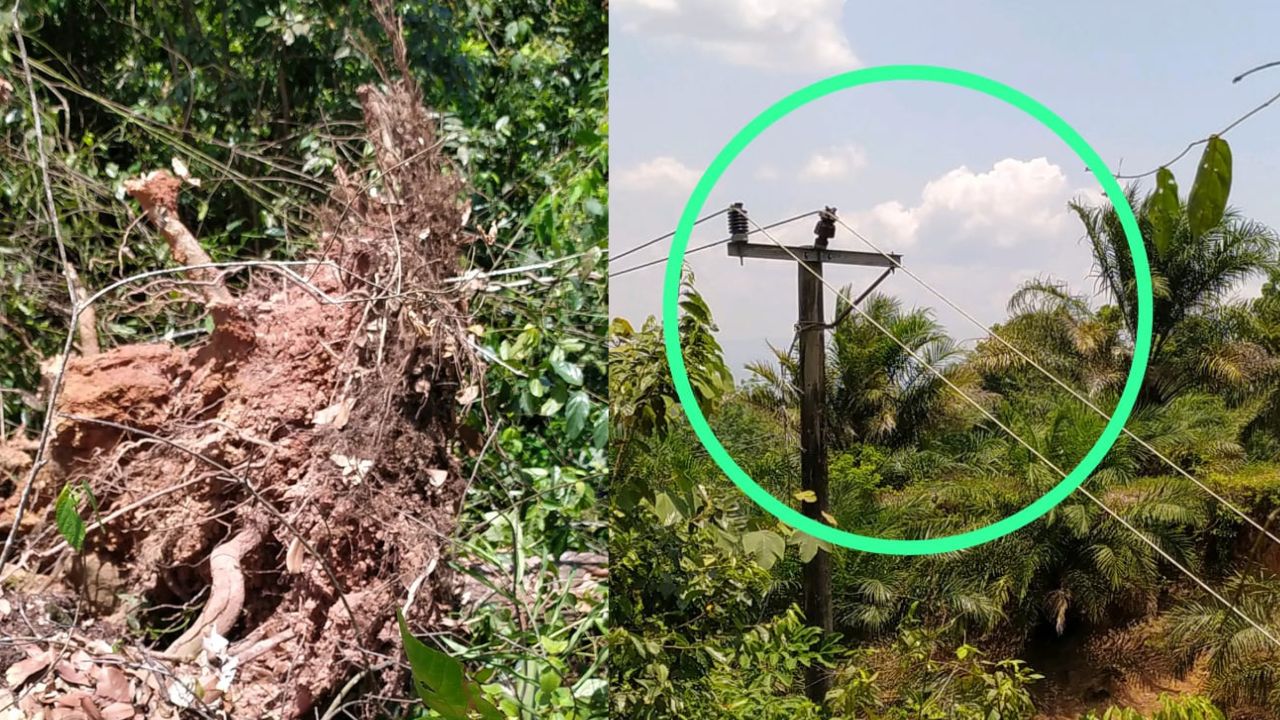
[831,216,1280,551]
[609,209,821,278]
[610,208,729,263]
[1113,62,1280,179]
[609,236,732,278]
[744,214,1280,651]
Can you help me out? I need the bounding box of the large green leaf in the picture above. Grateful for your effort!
[397,610,502,720]
[549,346,584,386]
[792,531,831,564]
[1148,167,1180,258]
[1187,135,1232,238]
[652,492,682,526]
[742,530,785,571]
[55,483,86,552]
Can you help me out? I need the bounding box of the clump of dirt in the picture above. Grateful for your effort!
[1,74,481,718]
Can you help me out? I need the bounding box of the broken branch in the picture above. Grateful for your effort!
[123,170,235,310]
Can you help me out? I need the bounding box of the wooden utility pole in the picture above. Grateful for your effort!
[727,205,902,704]
[797,249,832,702]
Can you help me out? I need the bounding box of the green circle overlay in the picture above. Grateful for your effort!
[662,65,1152,556]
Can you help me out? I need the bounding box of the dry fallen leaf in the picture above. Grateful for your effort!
[311,398,354,428]
[330,454,373,485]
[166,676,196,709]
[93,665,131,704]
[0,690,21,720]
[169,157,200,187]
[100,703,135,720]
[70,651,93,672]
[5,649,52,687]
[56,661,92,686]
[55,692,91,709]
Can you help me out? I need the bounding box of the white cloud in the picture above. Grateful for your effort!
[801,144,867,181]
[917,157,1069,244]
[845,157,1073,249]
[849,200,921,247]
[613,0,859,72]
[617,156,701,194]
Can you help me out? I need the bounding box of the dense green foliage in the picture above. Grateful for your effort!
[3,1,605,717]
[610,143,1280,716]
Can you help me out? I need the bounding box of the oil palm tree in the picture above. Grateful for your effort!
[973,278,1128,400]
[1070,189,1279,403]
[743,290,977,450]
[1164,571,1280,714]
[827,292,978,448]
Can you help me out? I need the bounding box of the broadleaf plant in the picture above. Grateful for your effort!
[1187,135,1232,238]
[397,609,503,720]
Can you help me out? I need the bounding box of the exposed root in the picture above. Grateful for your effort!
[164,526,264,660]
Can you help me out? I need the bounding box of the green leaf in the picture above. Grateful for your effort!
[539,636,569,655]
[55,483,86,552]
[397,610,502,720]
[1148,167,1179,257]
[742,530,785,571]
[565,391,589,439]
[592,411,609,449]
[609,317,634,337]
[652,492,681,526]
[539,397,563,416]
[549,346,584,385]
[793,531,829,563]
[398,610,465,704]
[1187,135,1231,238]
[538,667,561,695]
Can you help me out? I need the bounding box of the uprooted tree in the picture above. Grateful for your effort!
[0,72,485,718]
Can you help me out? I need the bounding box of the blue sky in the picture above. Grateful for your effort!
[609,1,1280,375]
